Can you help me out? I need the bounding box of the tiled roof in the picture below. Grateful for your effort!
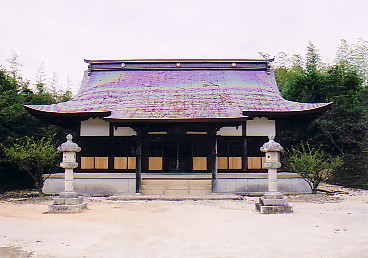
[24,60,331,121]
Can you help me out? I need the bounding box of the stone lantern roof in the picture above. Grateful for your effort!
[260,134,283,152]
[57,134,81,153]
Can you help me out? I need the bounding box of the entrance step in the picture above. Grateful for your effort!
[141,179,212,195]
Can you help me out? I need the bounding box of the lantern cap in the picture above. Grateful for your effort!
[57,134,81,152]
[260,134,283,152]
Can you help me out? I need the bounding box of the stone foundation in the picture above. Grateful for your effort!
[255,192,293,214]
[43,172,310,195]
[255,203,293,214]
[49,192,88,213]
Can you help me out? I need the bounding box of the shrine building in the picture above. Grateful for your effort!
[24,59,331,195]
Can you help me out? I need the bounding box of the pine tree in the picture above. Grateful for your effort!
[49,72,60,101]
[6,51,23,81]
[35,63,47,93]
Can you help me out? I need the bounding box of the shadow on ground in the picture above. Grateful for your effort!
[0,246,33,258]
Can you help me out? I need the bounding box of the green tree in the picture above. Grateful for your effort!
[0,68,26,145]
[281,42,329,103]
[0,66,75,144]
[0,65,76,191]
[0,69,57,146]
[336,38,368,86]
[2,136,59,194]
[6,50,23,82]
[49,72,60,100]
[285,144,342,193]
[35,62,47,93]
[275,41,368,187]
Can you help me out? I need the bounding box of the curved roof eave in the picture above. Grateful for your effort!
[23,105,247,123]
[23,105,111,120]
[242,102,333,118]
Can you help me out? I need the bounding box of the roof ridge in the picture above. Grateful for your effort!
[84,58,274,63]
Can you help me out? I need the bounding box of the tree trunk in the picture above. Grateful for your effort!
[35,167,44,196]
[311,181,319,194]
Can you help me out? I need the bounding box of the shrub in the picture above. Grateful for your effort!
[285,143,342,193]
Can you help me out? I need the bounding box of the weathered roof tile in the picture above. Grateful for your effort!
[25,60,331,120]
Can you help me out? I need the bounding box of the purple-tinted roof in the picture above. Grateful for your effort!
[25,60,331,121]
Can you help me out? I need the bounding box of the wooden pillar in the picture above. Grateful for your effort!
[75,122,82,172]
[208,128,218,193]
[135,129,143,193]
[275,118,282,143]
[108,123,114,171]
[141,136,148,174]
[242,122,248,172]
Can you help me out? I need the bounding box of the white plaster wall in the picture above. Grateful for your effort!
[114,127,137,136]
[217,126,242,136]
[246,117,275,136]
[80,118,109,136]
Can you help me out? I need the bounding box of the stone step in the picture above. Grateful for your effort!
[141,180,212,189]
[141,184,212,190]
[141,189,213,196]
[141,179,212,195]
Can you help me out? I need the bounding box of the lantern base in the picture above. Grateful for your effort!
[255,192,293,214]
[49,192,88,213]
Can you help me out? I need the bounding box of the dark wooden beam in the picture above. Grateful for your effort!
[75,121,82,172]
[208,128,218,193]
[141,135,149,175]
[242,122,248,172]
[109,121,245,129]
[134,129,145,193]
[108,123,114,172]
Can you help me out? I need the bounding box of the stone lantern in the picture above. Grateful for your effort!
[256,134,292,214]
[49,134,87,213]
[261,134,283,193]
[58,134,80,193]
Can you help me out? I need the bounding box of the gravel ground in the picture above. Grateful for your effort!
[0,184,367,258]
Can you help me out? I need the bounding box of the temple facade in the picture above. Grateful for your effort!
[25,59,331,195]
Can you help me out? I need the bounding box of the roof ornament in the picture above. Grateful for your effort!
[121,63,126,68]
[231,62,237,68]
[176,63,181,68]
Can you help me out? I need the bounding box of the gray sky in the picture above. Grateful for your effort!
[1,0,367,93]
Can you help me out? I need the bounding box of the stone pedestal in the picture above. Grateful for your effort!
[64,168,74,192]
[255,192,293,214]
[49,134,87,213]
[268,168,278,192]
[49,192,87,213]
